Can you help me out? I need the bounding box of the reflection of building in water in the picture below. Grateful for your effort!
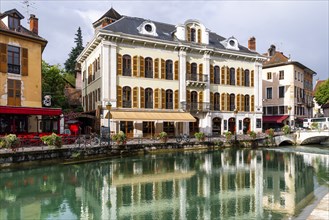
[262,152,315,215]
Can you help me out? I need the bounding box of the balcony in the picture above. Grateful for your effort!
[123,101,132,108]
[8,64,20,74]
[186,73,208,88]
[181,102,210,112]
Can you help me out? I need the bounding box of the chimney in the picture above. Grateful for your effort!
[248,37,256,51]
[268,44,276,56]
[29,14,38,35]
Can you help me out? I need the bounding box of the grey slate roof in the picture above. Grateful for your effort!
[102,16,257,55]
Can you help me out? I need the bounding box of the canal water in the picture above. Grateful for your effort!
[0,145,328,220]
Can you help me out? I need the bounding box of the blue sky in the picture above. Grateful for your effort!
[1,0,328,82]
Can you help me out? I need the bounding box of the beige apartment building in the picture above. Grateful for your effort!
[262,45,316,130]
[77,8,266,138]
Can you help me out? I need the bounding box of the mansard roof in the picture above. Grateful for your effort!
[101,15,257,55]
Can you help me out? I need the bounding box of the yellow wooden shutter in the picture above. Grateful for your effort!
[210,92,214,110]
[0,43,7,73]
[161,89,165,109]
[174,90,179,109]
[251,70,254,87]
[226,93,230,111]
[161,59,165,79]
[221,93,225,111]
[226,67,230,85]
[221,66,225,85]
[117,53,122,76]
[174,60,179,80]
[198,29,201,43]
[117,86,122,108]
[237,94,240,111]
[186,62,191,74]
[187,26,191,41]
[154,88,159,108]
[251,95,254,112]
[133,87,138,108]
[186,90,191,104]
[241,69,245,86]
[21,48,28,76]
[140,56,144,77]
[237,68,240,86]
[154,58,159,79]
[140,87,145,108]
[133,56,138,77]
[199,64,203,82]
[210,64,214,84]
[241,95,245,111]
[198,91,203,110]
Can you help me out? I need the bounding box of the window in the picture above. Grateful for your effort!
[191,63,197,81]
[245,95,250,112]
[123,86,132,108]
[145,88,153,109]
[214,66,220,84]
[279,86,285,98]
[145,24,152,32]
[122,55,131,76]
[166,60,173,80]
[145,57,153,78]
[7,45,20,74]
[166,89,173,109]
[224,120,227,130]
[214,93,220,110]
[8,16,19,30]
[295,71,297,80]
[230,93,235,111]
[229,68,235,85]
[266,87,272,99]
[8,79,21,106]
[267,106,273,115]
[244,69,250,86]
[298,72,300,81]
[279,106,285,115]
[190,91,198,111]
[190,28,196,42]
[273,106,278,115]
[256,119,262,128]
[279,70,284,80]
[267,72,272,80]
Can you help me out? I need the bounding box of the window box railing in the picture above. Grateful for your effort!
[186,73,208,82]
[123,101,132,108]
[8,64,20,74]
[145,101,153,109]
[182,102,210,112]
[145,70,153,78]
[123,69,132,76]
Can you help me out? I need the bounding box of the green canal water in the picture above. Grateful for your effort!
[0,145,328,220]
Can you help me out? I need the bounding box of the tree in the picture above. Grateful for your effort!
[314,79,329,106]
[64,27,84,74]
[42,61,69,110]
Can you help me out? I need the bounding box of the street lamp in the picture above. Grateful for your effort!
[234,108,238,143]
[288,106,292,127]
[106,102,112,146]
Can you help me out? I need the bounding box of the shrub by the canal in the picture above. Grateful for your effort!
[0,134,20,151]
[282,125,291,135]
[194,132,205,142]
[158,131,168,143]
[224,131,232,143]
[247,130,257,139]
[41,133,62,148]
[112,131,127,145]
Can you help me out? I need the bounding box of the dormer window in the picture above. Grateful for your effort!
[220,37,240,50]
[8,16,19,30]
[137,21,158,37]
[229,40,235,47]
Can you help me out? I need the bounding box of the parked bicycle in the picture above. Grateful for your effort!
[176,133,190,143]
[74,133,100,148]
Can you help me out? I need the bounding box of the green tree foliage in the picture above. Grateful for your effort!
[314,79,329,106]
[64,27,84,75]
[42,61,69,110]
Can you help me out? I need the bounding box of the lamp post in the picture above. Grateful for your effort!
[288,106,292,128]
[234,108,238,143]
[106,102,112,146]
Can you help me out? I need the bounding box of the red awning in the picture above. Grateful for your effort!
[263,115,289,123]
[0,106,62,116]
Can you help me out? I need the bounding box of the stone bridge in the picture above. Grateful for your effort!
[274,130,329,146]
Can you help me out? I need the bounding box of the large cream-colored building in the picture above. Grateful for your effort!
[77,8,266,137]
[262,45,316,130]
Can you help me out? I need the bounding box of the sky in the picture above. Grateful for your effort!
[1,0,328,82]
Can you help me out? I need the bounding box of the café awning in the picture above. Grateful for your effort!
[106,111,196,122]
[263,115,289,123]
[0,106,62,116]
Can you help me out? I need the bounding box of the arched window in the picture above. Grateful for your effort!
[166,60,173,80]
[145,88,153,109]
[145,57,153,78]
[245,95,250,112]
[230,93,235,111]
[214,66,220,84]
[214,92,220,110]
[191,63,197,81]
[166,89,173,109]
[191,91,198,111]
[244,69,250,86]
[191,28,196,42]
[122,55,131,76]
[123,86,131,108]
[230,68,235,85]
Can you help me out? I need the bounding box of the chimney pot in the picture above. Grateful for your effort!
[29,14,39,35]
[248,37,256,51]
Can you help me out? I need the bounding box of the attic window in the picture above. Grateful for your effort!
[145,24,152,32]
[137,21,158,37]
[220,37,239,51]
[229,40,235,46]
[8,16,19,30]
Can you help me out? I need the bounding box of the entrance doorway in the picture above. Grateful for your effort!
[163,122,175,137]
[189,117,199,136]
[243,118,250,134]
[228,117,236,134]
[212,117,221,136]
[120,121,134,138]
[143,121,155,138]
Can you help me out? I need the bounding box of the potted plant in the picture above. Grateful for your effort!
[158,131,168,143]
[3,134,20,152]
[282,125,291,135]
[247,130,257,139]
[112,131,127,145]
[224,131,232,143]
[40,133,62,148]
[194,132,205,142]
